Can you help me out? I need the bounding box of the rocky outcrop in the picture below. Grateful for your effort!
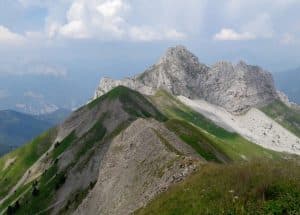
[94,45,209,100]
[203,61,278,114]
[94,46,279,114]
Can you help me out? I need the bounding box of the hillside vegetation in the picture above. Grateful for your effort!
[135,160,300,215]
[0,129,57,200]
[261,100,300,138]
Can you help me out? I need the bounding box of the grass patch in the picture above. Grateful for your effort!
[261,100,300,138]
[0,128,56,199]
[73,119,107,171]
[75,121,106,160]
[1,163,60,214]
[151,90,235,139]
[0,181,32,213]
[52,131,76,160]
[5,163,68,214]
[135,160,300,215]
[166,119,229,163]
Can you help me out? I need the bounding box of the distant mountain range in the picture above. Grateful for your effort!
[36,108,71,125]
[0,109,70,156]
[273,68,300,104]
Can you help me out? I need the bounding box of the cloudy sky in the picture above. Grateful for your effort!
[0,0,300,110]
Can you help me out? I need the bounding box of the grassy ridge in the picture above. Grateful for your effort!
[135,160,300,215]
[261,100,300,138]
[88,86,167,122]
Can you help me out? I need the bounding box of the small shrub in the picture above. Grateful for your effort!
[6,205,14,215]
[54,141,60,148]
[32,186,39,196]
[55,173,66,190]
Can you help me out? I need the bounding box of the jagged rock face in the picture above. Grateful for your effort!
[203,61,278,113]
[94,46,278,114]
[94,46,209,99]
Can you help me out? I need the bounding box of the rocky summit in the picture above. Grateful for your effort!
[94,45,278,114]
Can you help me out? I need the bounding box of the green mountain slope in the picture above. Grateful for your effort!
[0,87,298,215]
[0,86,170,214]
[0,129,57,201]
[150,90,281,161]
[0,110,53,156]
[261,100,300,138]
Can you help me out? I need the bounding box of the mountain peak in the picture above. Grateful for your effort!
[163,45,191,57]
[158,45,200,66]
[237,60,247,67]
[94,46,278,114]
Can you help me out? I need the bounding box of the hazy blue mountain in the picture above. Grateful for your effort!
[0,109,70,156]
[0,73,93,115]
[273,68,300,104]
[0,110,52,156]
[36,108,71,125]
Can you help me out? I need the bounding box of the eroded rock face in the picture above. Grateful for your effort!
[203,61,278,114]
[94,46,278,114]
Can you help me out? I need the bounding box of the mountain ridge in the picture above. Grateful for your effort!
[1,47,300,214]
[0,85,299,215]
[94,45,279,114]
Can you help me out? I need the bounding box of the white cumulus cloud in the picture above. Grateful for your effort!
[47,0,128,40]
[214,28,256,41]
[214,13,274,41]
[44,0,187,41]
[0,26,26,45]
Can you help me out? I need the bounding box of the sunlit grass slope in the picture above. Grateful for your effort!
[135,160,300,215]
[151,90,282,161]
